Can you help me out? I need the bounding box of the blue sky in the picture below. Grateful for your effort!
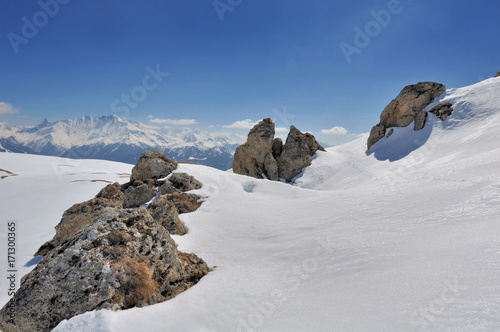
[1,0,499,145]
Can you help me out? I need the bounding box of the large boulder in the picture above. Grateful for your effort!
[130,151,177,182]
[232,120,324,182]
[277,126,324,182]
[0,209,208,332]
[232,118,275,179]
[367,82,446,150]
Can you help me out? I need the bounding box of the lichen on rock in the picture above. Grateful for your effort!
[1,151,208,332]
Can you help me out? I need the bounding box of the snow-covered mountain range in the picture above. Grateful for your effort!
[0,115,243,170]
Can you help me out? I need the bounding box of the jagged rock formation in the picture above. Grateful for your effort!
[232,119,325,182]
[232,118,277,180]
[1,151,207,332]
[367,82,446,150]
[276,126,326,182]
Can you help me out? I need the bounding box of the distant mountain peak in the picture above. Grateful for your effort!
[38,118,51,127]
[0,115,241,170]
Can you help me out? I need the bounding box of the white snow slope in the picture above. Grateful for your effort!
[1,77,499,331]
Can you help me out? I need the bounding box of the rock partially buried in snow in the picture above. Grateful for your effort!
[161,192,202,214]
[429,102,454,121]
[130,151,177,182]
[0,209,208,332]
[232,119,324,182]
[367,82,446,150]
[35,182,125,256]
[161,172,202,194]
[8,151,209,332]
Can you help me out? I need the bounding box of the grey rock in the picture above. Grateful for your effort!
[413,110,428,131]
[147,199,187,235]
[264,153,279,181]
[130,151,177,182]
[232,118,275,179]
[160,173,202,195]
[277,126,313,182]
[386,128,394,138]
[367,124,386,150]
[429,102,454,121]
[367,82,446,150]
[233,121,325,182]
[272,138,283,159]
[0,209,208,332]
[304,132,326,155]
[123,183,158,208]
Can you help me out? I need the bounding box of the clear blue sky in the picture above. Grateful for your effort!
[1,0,499,145]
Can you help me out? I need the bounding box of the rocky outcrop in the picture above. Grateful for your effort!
[232,118,276,179]
[429,102,454,121]
[232,119,325,182]
[0,209,208,332]
[4,151,208,332]
[276,126,325,182]
[367,82,446,150]
[130,151,177,182]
